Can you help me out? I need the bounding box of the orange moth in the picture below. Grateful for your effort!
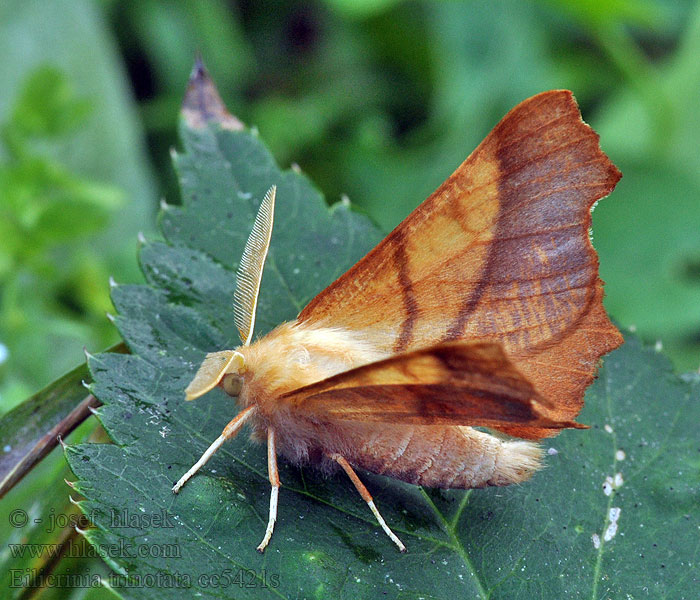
[173,90,622,553]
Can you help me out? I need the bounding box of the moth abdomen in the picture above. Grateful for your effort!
[346,424,542,489]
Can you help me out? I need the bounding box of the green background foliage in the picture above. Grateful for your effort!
[1,0,699,598]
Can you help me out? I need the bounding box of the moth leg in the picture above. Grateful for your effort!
[329,453,406,552]
[256,428,280,552]
[172,405,255,494]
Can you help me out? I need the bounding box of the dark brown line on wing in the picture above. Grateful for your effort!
[394,229,418,352]
[445,105,610,342]
[445,279,490,340]
[444,160,500,339]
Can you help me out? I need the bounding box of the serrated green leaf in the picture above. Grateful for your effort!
[67,69,699,599]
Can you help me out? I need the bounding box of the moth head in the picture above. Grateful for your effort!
[185,350,246,401]
[184,185,276,402]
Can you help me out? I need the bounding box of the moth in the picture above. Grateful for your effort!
[173,90,622,553]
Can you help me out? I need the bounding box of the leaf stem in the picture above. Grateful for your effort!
[419,487,489,600]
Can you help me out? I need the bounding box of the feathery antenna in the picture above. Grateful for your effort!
[234,185,276,346]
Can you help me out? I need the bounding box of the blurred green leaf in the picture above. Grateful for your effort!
[593,3,700,369]
[330,1,561,231]
[0,0,157,253]
[541,0,663,27]
[0,0,159,406]
[10,66,93,138]
[0,65,125,412]
[119,0,253,94]
[323,0,406,19]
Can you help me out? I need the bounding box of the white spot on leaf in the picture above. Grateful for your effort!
[604,507,621,541]
[603,477,613,496]
[603,471,624,496]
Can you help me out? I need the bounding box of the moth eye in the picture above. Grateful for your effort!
[221,374,243,397]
